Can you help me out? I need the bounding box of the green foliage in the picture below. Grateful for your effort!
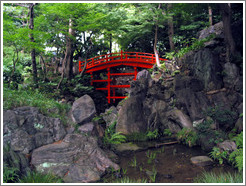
[3,166,19,183]
[196,119,227,147]
[103,121,126,147]
[206,106,237,128]
[177,128,198,147]
[163,129,172,137]
[18,171,63,183]
[194,171,243,183]
[3,86,71,124]
[146,129,159,140]
[125,132,148,142]
[174,34,216,58]
[146,166,157,183]
[112,177,148,183]
[229,148,243,172]
[229,132,243,171]
[209,147,229,165]
[126,129,160,142]
[146,150,157,164]
[129,156,137,167]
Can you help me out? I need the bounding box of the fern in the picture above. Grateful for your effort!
[229,132,243,171]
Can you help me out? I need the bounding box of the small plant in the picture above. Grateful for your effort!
[112,177,147,183]
[177,128,198,147]
[146,150,157,164]
[3,166,19,183]
[103,121,126,147]
[194,171,243,183]
[92,115,102,122]
[229,132,243,172]
[209,147,228,165]
[163,129,172,137]
[18,171,63,183]
[129,156,137,167]
[146,129,159,140]
[147,166,157,183]
[121,168,127,175]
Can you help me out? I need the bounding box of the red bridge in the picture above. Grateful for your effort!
[79,51,167,104]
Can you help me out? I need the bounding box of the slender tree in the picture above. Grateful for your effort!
[29,3,38,87]
[167,3,175,51]
[219,3,236,62]
[208,4,213,26]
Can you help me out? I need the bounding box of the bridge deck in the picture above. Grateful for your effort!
[78,51,167,103]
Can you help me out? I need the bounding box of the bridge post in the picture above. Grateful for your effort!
[134,67,137,80]
[90,72,93,85]
[107,68,111,104]
[121,50,123,59]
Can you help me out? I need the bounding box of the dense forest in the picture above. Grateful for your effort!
[2,2,244,184]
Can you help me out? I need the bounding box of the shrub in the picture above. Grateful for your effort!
[206,106,237,129]
[209,147,229,165]
[177,128,198,147]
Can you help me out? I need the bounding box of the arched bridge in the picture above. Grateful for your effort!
[79,51,167,104]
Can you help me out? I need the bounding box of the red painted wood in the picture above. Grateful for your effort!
[111,85,130,88]
[78,51,167,73]
[111,73,135,76]
[78,51,167,103]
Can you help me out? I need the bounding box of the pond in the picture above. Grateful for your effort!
[101,140,236,183]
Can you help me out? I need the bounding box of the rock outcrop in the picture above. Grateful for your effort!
[31,134,119,183]
[3,106,66,154]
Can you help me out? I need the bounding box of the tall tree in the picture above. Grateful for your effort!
[208,4,213,26]
[28,3,38,87]
[167,3,175,51]
[219,3,236,62]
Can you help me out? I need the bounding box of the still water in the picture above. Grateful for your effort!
[102,142,236,183]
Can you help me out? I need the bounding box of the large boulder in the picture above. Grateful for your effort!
[31,134,119,183]
[116,96,147,134]
[3,107,66,154]
[174,76,210,121]
[70,95,96,125]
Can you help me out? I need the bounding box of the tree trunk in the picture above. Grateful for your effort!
[154,3,161,67]
[208,4,213,26]
[109,33,112,54]
[57,18,75,89]
[167,3,175,51]
[8,46,19,89]
[219,3,236,62]
[29,3,38,87]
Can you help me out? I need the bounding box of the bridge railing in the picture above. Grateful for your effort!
[79,51,166,72]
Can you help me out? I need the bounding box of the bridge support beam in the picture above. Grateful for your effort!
[134,67,137,80]
[107,68,111,104]
[90,72,93,86]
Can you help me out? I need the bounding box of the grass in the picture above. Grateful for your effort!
[3,86,71,124]
[112,177,148,183]
[18,171,63,183]
[194,171,243,183]
[129,156,137,167]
